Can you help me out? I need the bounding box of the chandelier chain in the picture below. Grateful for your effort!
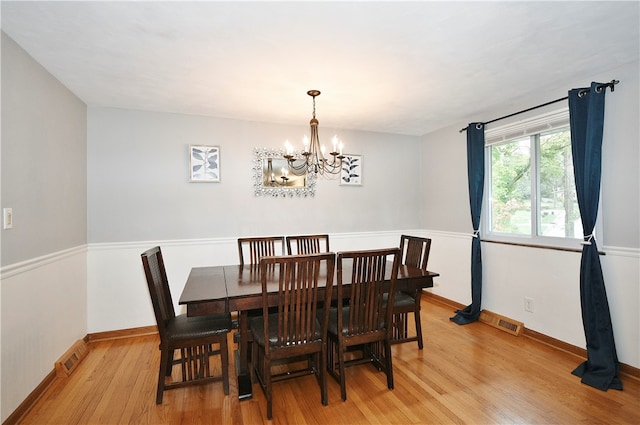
[312,95,316,120]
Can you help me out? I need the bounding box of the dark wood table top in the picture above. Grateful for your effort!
[179,261,439,316]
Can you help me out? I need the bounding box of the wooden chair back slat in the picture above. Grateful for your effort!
[337,248,400,338]
[238,236,285,265]
[286,234,330,255]
[400,235,431,271]
[141,246,175,341]
[260,253,335,354]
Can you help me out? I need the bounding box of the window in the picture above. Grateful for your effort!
[483,109,596,248]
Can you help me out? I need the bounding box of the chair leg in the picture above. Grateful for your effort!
[338,343,347,401]
[327,337,335,375]
[157,348,170,404]
[320,344,328,406]
[166,348,175,376]
[220,338,230,395]
[384,339,394,390]
[251,337,258,384]
[264,354,273,420]
[414,309,424,349]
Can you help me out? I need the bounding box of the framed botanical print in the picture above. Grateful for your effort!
[340,154,362,186]
[189,145,220,182]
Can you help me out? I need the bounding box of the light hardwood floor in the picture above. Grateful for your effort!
[18,298,639,424]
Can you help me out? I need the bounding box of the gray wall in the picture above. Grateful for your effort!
[87,107,422,243]
[1,32,88,422]
[1,32,87,266]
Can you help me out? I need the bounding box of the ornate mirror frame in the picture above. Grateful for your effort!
[253,148,316,197]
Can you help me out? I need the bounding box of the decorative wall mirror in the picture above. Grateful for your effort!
[253,148,316,197]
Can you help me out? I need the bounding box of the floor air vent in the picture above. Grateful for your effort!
[55,339,89,377]
[479,310,524,336]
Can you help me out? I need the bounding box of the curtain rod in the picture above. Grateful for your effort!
[459,79,619,133]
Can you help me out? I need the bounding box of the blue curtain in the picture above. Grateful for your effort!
[569,82,622,391]
[451,123,484,325]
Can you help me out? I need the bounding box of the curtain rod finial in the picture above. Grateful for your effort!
[610,79,619,92]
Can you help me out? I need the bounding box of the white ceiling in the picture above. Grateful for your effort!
[2,1,638,136]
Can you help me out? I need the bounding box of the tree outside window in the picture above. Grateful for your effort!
[488,127,582,240]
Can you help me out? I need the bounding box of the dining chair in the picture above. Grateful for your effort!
[286,234,330,255]
[141,246,232,404]
[238,236,285,265]
[249,252,335,419]
[236,236,286,355]
[390,235,432,349]
[326,247,400,401]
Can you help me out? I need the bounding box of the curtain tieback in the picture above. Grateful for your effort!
[581,234,594,245]
[472,230,480,238]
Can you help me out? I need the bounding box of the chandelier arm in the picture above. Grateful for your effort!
[321,160,343,174]
[286,157,312,176]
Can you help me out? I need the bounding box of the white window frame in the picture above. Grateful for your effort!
[482,108,603,250]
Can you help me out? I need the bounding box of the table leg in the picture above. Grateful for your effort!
[236,310,253,400]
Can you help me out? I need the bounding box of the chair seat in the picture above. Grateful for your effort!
[250,313,322,346]
[166,313,232,344]
[327,307,350,334]
[384,291,415,308]
[328,306,389,335]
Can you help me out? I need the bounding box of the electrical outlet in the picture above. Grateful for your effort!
[524,297,534,313]
[3,208,12,229]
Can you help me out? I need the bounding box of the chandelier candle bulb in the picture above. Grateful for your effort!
[285,140,293,155]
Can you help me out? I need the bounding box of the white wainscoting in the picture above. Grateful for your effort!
[0,246,87,422]
[86,231,639,369]
[425,233,640,369]
[86,231,421,334]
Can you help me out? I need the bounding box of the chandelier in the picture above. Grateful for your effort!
[283,90,344,176]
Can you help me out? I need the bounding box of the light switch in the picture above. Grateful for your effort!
[3,208,13,229]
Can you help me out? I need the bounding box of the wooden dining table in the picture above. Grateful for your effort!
[179,259,439,400]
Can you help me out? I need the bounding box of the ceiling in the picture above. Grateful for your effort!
[2,1,638,136]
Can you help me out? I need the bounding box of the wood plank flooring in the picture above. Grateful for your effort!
[18,298,640,424]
